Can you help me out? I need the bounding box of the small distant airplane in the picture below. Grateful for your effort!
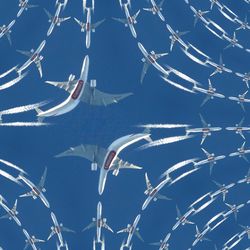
[229,142,250,162]
[44,4,71,36]
[142,173,171,210]
[236,16,250,30]
[166,24,189,51]
[143,0,165,22]
[211,180,235,201]
[223,32,243,50]
[0,199,21,226]
[18,167,50,208]
[186,114,222,145]
[228,90,250,111]
[117,214,143,248]
[224,202,244,220]
[17,40,46,78]
[193,79,225,106]
[238,168,250,184]
[235,72,250,88]
[82,202,113,243]
[23,229,44,250]
[207,55,232,77]
[74,8,105,48]
[138,42,168,83]
[48,212,75,247]
[150,233,171,250]
[56,131,151,195]
[17,0,38,18]
[192,226,210,246]
[226,118,250,139]
[194,148,226,175]
[0,20,15,45]
[113,3,140,38]
[190,6,209,26]
[172,206,194,230]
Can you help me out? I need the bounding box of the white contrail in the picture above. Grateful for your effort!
[0,159,26,174]
[0,72,27,91]
[0,101,49,116]
[138,135,194,150]
[160,158,198,178]
[0,169,20,185]
[0,65,17,78]
[0,122,50,127]
[137,124,190,129]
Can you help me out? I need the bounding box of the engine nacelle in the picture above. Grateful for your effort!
[90,79,97,88]
[68,74,75,82]
[91,162,98,171]
[39,55,44,61]
[112,168,120,176]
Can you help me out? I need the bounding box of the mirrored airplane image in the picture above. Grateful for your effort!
[56,130,151,195]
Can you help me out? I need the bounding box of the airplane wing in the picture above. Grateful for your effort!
[61,226,75,233]
[80,83,133,106]
[59,17,71,24]
[74,18,85,29]
[145,173,153,191]
[44,8,53,20]
[112,17,128,25]
[82,221,96,231]
[111,157,142,170]
[201,133,208,145]
[5,32,12,46]
[201,95,211,107]
[55,144,107,166]
[117,227,129,234]
[13,199,18,213]
[134,231,144,242]
[45,80,78,92]
[38,167,47,190]
[103,222,113,233]
[200,114,208,127]
[16,49,33,57]
[158,0,165,8]
[0,213,9,220]
[91,19,105,29]
[176,205,182,219]
[19,191,33,198]
[140,62,150,83]
[155,193,171,200]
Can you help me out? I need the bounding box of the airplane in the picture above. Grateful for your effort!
[82,202,113,243]
[239,225,250,239]
[17,0,38,18]
[117,214,143,248]
[74,8,105,49]
[39,56,131,119]
[166,24,189,51]
[0,199,21,226]
[228,90,250,111]
[223,32,244,50]
[143,0,165,22]
[142,173,171,210]
[194,148,226,175]
[192,226,210,246]
[113,4,140,38]
[226,118,250,139]
[23,229,44,250]
[0,20,15,45]
[238,168,250,184]
[236,16,250,30]
[48,212,75,247]
[193,79,225,106]
[56,130,151,195]
[209,0,222,10]
[18,167,50,208]
[190,6,210,26]
[186,114,222,145]
[207,55,232,77]
[235,72,250,88]
[150,233,171,250]
[224,202,244,220]
[138,42,168,83]
[229,142,250,162]
[56,0,69,10]
[16,40,46,78]
[172,206,194,230]
[44,4,71,36]
[212,180,235,201]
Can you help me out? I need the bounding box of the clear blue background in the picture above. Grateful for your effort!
[0,0,250,249]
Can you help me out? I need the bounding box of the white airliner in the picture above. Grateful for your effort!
[74,8,105,49]
[82,202,113,242]
[150,233,171,250]
[0,20,15,45]
[113,3,140,38]
[0,199,21,226]
[229,90,250,111]
[226,118,250,139]
[23,229,44,250]
[18,167,50,208]
[229,142,250,162]
[17,40,46,78]
[56,131,151,195]
[44,4,71,36]
[17,0,38,18]
[138,42,168,83]
[143,0,165,21]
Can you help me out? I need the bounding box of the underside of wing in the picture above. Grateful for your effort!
[111,157,142,170]
[81,83,132,106]
[55,144,107,166]
[46,80,77,92]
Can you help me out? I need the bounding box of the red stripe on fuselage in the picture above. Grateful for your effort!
[71,80,84,100]
[104,151,116,170]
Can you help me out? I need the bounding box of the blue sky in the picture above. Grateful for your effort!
[0,0,250,249]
